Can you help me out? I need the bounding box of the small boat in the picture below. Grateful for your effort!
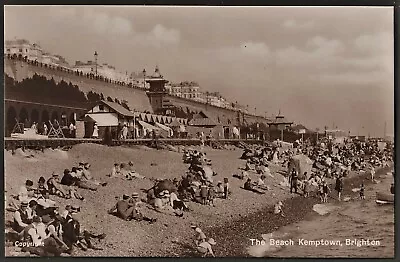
[376,192,394,204]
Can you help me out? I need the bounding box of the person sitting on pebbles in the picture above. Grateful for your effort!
[215,181,225,198]
[18,180,36,202]
[257,175,270,191]
[196,238,216,257]
[244,178,265,194]
[119,163,145,180]
[108,194,136,221]
[274,201,285,217]
[80,162,107,187]
[153,190,184,217]
[47,172,68,199]
[191,225,207,245]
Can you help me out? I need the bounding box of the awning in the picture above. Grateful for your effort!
[138,120,160,132]
[86,113,119,126]
[155,122,172,132]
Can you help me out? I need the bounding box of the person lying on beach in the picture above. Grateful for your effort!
[256,175,270,191]
[109,163,122,178]
[170,190,189,211]
[120,163,145,180]
[232,170,250,180]
[80,162,107,187]
[196,238,216,257]
[245,159,253,171]
[244,178,266,194]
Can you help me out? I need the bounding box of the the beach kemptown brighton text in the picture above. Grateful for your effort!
[249,238,381,247]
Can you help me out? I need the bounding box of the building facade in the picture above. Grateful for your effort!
[73,61,130,83]
[165,81,201,99]
[5,39,70,69]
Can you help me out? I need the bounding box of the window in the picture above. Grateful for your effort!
[99,105,104,111]
[26,49,28,52]
[19,48,23,52]
[6,49,10,52]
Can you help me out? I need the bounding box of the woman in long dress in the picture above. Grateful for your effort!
[92,124,99,138]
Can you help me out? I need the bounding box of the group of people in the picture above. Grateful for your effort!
[109,161,145,180]
[10,176,106,256]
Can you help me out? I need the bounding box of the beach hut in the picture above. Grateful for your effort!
[169,118,186,138]
[85,100,135,139]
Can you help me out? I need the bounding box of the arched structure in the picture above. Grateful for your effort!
[5,99,89,133]
[31,108,39,123]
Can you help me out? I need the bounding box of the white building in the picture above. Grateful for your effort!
[166,81,201,99]
[5,39,71,69]
[73,61,130,83]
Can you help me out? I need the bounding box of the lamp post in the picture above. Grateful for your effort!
[94,51,98,76]
[142,69,146,89]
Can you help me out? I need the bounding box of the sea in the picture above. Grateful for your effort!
[247,167,395,258]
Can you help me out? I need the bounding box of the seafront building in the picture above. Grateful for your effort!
[73,60,130,83]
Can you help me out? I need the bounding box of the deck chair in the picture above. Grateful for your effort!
[12,118,25,134]
[47,120,65,138]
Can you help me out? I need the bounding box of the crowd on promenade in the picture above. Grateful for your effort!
[5,135,394,257]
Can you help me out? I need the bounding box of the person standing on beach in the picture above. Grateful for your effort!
[290,169,298,194]
[322,181,330,203]
[335,176,344,201]
[223,178,230,199]
[122,124,128,140]
[370,167,375,182]
[92,124,99,139]
[359,183,365,200]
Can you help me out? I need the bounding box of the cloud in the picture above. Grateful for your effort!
[82,8,133,36]
[353,32,392,54]
[275,36,344,68]
[131,24,181,48]
[283,19,315,30]
[316,70,392,87]
[49,7,77,19]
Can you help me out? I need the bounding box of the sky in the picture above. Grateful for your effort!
[4,6,394,137]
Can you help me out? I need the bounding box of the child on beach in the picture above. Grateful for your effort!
[274,201,285,217]
[223,178,230,199]
[322,181,330,203]
[303,179,309,198]
[200,182,208,205]
[359,183,365,200]
[207,184,216,206]
[318,183,324,203]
